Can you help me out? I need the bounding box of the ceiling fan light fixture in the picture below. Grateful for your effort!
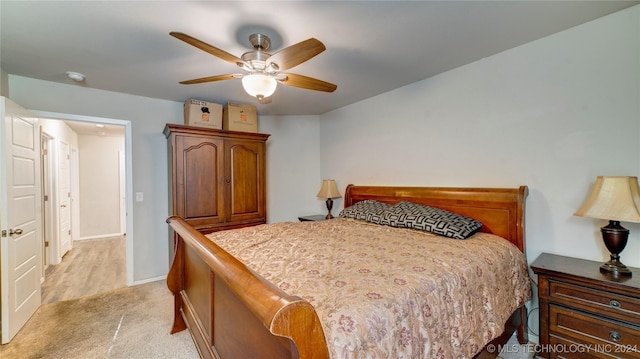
[242,73,277,99]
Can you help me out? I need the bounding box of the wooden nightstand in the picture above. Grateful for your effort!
[531,253,640,358]
[297,214,328,222]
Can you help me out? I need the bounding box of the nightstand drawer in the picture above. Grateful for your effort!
[548,336,612,359]
[550,304,640,359]
[550,280,640,325]
[532,254,640,359]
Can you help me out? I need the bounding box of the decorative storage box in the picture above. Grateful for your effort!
[184,99,222,129]
[223,102,258,133]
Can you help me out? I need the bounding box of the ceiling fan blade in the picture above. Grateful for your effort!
[279,73,337,92]
[179,74,237,85]
[170,32,245,66]
[267,38,326,71]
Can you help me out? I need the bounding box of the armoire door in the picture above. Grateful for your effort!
[225,139,266,224]
[174,134,226,230]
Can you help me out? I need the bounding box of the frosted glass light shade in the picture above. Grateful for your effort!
[242,74,277,98]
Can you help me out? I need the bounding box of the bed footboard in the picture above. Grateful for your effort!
[166,216,329,359]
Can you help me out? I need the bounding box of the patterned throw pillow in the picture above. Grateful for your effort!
[379,201,483,239]
[339,200,391,224]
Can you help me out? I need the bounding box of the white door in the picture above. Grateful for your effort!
[70,145,80,242]
[0,97,42,344]
[57,140,72,256]
[119,150,126,235]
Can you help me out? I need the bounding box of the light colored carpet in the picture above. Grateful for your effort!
[0,280,199,359]
[41,237,127,305]
[497,334,537,359]
[2,274,535,359]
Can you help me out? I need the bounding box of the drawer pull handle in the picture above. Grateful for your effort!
[609,300,621,308]
[609,331,621,342]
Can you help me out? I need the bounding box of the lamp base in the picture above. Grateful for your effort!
[325,198,334,219]
[599,221,632,278]
[600,259,632,277]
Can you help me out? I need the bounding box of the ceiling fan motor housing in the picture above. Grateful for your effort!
[241,51,273,71]
[249,33,271,51]
[242,34,278,72]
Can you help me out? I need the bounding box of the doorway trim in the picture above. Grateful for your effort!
[31,110,134,286]
[40,131,54,273]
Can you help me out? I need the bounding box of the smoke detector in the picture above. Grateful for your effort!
[66,71,85,82]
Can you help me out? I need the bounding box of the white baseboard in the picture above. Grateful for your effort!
[132,275,166,286]
[77,233,124,241]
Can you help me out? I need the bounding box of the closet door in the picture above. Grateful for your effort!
[174,134,225,230]
[225,138,266,224]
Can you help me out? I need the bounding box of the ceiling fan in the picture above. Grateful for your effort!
[170,32,337,104]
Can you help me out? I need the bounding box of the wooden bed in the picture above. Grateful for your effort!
[166,184,529,359]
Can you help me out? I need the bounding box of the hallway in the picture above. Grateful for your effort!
[0,235,197,359]
[41,236,126,304]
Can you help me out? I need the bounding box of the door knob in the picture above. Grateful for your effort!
[9,228,23,236]
[61,204,67,208]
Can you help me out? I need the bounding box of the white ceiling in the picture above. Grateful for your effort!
[2,1,637,116]
[63,120,125,137]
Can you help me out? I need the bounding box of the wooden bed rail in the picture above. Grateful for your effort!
[166,215,330,359]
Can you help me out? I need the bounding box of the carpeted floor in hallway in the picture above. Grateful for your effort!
[0,281,198,358]
[1,236,199,358]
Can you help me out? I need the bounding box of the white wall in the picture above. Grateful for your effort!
[77,134,124,238]
[320,5,640,340]
[8,79,179,280]
[39,119,79,161]
[0,68,8,97]
[39,118,79,262]
[260,114,325,221]
[6,75,322,281]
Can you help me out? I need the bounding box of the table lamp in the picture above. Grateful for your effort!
[574,176,640,277]
[317,179,341,219]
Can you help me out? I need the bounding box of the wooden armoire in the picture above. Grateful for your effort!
[164,124,269,254]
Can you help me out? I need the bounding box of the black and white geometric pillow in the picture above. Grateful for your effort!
[380,201,483,239]
[339,200,391,224]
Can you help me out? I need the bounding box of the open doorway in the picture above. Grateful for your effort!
[37,116,129,303]
[65,120,125,241]
[33,111,134,295]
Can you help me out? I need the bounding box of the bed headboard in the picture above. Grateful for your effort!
[343,185,528,253]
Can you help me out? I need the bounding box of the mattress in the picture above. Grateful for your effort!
[206,218,531,358]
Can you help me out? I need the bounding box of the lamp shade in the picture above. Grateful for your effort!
[242,74,277,98]
[574,176,640,223]
[316,179,341,199]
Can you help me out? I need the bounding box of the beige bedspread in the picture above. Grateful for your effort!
[206,218,531,359]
